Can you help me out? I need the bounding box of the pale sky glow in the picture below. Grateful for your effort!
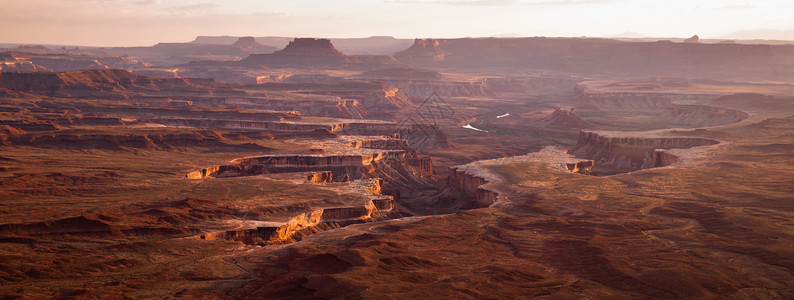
[2,0,793,46]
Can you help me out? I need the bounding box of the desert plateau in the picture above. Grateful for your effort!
[2,1,794,299]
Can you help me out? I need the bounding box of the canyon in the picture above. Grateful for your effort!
[2,36,794,299]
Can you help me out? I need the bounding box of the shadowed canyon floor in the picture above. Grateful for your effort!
[2,37,794,298]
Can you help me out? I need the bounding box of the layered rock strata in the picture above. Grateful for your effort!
[569,131,720,173]
[201,178,394,245]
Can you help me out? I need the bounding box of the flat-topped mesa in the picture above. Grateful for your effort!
[274,38,347,57]
[569,131,720,174]
[239,38,352,67]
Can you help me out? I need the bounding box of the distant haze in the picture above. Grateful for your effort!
[2,0,793,47]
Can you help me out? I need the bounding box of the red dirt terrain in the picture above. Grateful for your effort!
[2,37,794,299]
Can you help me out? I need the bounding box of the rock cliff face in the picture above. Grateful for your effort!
[0,69,239,99]
[576,85,717,111]
[447,167,496,207]
[569,131,719,173]
[0,61,50,72]
[5,131,266,151]
[659,104,748,127]
[201,196,393,245]
[576,84,749,127]
[394,124,450,150]
[651,149,679,167]
[185,95,367,119]
[144,118,394,134]
[186,151,408,179]
[0,51,152,72]
[406,156,434,174]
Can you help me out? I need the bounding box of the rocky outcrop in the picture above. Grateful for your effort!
[565,160,594,173]
[569,131,720,173]
[542,107,589,129]
[307,171,334,183]
[394,39,446,62]
[684,35,700,44]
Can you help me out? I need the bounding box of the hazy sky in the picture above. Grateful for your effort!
[2,0,793,46]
